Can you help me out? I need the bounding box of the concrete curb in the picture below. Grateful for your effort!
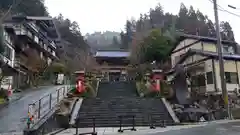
[161,98,180,123]
[69,98,83,126]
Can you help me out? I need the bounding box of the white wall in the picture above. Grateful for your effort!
[214,60,239,93]
[204,59,216,92]
[171,39,198,67]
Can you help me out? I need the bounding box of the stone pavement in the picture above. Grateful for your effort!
[0,86,57,110]
[0,132,23,135]
[49,120,240,135]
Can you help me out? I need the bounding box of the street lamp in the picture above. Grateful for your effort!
[228,5,237,9]
[228,5,240,10]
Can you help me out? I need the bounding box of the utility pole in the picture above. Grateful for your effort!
[213,0,230,118]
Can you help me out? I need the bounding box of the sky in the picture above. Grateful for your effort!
[45,0,240,43]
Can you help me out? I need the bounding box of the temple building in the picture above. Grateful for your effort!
[94,50,130,81]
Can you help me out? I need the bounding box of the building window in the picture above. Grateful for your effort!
[191,74,206,87]
[223,45,235,54]
[174,56,180,64]
[206,72,214,84]
[225,72,238,84]
[3,45,12,60]
[34,36,39,43]
[27,31,33,38]
[43,44,47,50]
[198,74,206,86]
[47,47,51,52]
[174,54,184,65]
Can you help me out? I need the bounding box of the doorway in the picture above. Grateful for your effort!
[109,72,121,81]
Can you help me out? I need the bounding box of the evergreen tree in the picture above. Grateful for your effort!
[0,0,48,16]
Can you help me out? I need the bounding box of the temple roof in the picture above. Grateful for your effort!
[95,51,130,58]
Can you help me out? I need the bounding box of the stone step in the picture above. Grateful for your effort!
[77,81,174,128]
[97,82,138,98]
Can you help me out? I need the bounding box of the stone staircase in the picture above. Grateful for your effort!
[97,81,138,98]
[77,81,174,127]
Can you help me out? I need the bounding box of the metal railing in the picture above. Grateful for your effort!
[118,115,137,133]
[71,114,172,135]
[148,114,167,129]
[27,85,71,128]
[75,117,97,135]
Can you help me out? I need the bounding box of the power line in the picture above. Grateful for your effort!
[208,0,240,19]
[218,9,240,18]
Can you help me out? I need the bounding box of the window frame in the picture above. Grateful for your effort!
[225,72,238,84]
[206,71,214,84]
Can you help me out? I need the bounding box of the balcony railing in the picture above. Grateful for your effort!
[15,56,28,68]
[49,41,56,49]
[14,24,56,57]
[28,22,39,33]
[0,55,14,68]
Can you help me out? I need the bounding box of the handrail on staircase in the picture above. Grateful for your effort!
[27,85,71,129]
[75,117,97,135]
[118,115,137,133]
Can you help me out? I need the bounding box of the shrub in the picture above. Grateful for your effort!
[136,81,150,97]
[0,88,8,98]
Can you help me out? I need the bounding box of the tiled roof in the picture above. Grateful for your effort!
[177,49,240,65]
[169,33,238,56]
[178,34,237,44]
[95,51,130,58]
[166,49,240,75]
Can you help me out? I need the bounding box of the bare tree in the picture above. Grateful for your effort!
[25,48,48,86]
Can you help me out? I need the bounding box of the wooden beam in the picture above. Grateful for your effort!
[172,40,200,54]
[184,57,210,69]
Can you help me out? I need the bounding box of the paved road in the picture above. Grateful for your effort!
[51,120,240,135]
[149,121,240,135]
[0,85,67,133]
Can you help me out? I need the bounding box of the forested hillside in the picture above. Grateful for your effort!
[121,3,235,65]
[121,3,235,50]
[86,31,121,50]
